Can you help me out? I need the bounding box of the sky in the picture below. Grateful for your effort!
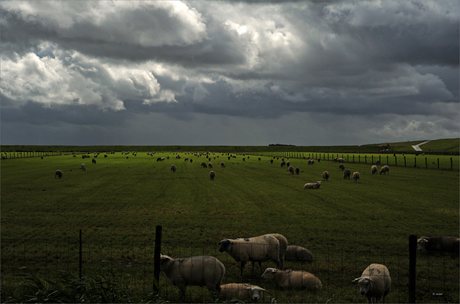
[1,0,459,146]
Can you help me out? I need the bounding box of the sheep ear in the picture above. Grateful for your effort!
[352,277,361,282]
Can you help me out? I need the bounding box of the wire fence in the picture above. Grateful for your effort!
[1,230,458,303]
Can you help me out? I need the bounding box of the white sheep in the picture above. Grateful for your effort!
[261,268,322,290]
[160,255,225,300]
[219,234,282,277]
[353,172,360,183]
[354,264,391,304]
[288,165,294,174]
[343,169,351,179]
[55,170,63,179]
[170,164,177,172]
[209,171,216,180]
[303,181,321,189]
[80,163,86,171]
[379,165,389,175]
[322,171,330,181]
[220,283,267,302]
[371,165,378,175]
[208,162,213,168]
[220,161,225,168]
[284,245,313,262]
[417,236,460,254]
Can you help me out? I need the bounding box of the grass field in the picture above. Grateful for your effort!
[1,151,459,303]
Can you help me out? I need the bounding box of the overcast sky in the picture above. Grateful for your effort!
[1,0,459,146]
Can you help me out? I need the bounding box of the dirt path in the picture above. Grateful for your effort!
[412,140,431,151]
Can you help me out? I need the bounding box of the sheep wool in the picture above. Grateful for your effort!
[343,169,351,179]
[220,283,266,302]
[209,171,216,180]
[417,236,460,254]
[322,171,330,181]
[262,268,322,290]
[284,245,314,262]
[55,170,63,179]
[353,172,360,183]
[371,165,378,174]
[354,263,391,304]
[303,181,321,189]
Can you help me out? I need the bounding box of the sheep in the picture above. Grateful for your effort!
[353,172,360,183]
[220,283,267,302]
[286,161,290,167]
[55,170,63,179]
[201,162,208,168]
[371,165,378,175]
[417,236,460,255]
[295,167,300,175]
[284,245,313,262]
[220,161,225,168]
[208,162,213,168]
[80,163,86,171]
[353,263,391,304]
[375,160,381,165]
[308,159,315,165]
[379,165,389,175]
[270,159,274,164]
[268,233,288,270]
[303,181,321,189]
[92,159,96,164]
[160,255,225,300]
[343,169,351,179]
[288,165,294,174]
[322,171,330,181]
[170,164,177,173]
[219,234,282,277]
[339,164,345,171]
[261,268,322,291]
[280,161,286,167]
[209,171,215,180]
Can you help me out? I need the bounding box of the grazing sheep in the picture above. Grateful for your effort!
[208,162,213,168]
[201,162,208,168]
[343,169,351,179]
[353,172,360,183]
[160,255,225,300]
[339,164,345,170]
[170,164,177,173]
[220,283,266,302]
[270,159,274,164]
[284,245,313,262]
[261,268,322,291]
[322,171,330,181]
[219,234,282,277]
[371,165,378,175]
[55,170,63,179]
[375,160,381,165]
[288,165,294,174]
[295,167,300,175]
[280,161,286,167]
[308,159,315,165]
[220,161,226,168]
[354,264,391,304]
[209,171,215,180]
[286,161,290,167]
[92,159,96,164]
[379,165,389,175]
[417,236,460,254]
[303,181,321,189]
[80,163,86,171]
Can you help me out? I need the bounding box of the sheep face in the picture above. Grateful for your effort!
[417,237,428,251]
[357,277,374,296]
[261,267,277,280]
[219,239,233,253]
[247,286,265,302]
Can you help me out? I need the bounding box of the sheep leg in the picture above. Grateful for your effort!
[240,261,247,277]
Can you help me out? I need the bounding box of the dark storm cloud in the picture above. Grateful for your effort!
[1,0,458,145]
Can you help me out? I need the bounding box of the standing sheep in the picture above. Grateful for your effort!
[322,171,330,181]
[170,164,177,173]
[288,165,294,174]
[220,283,267,302]
[417,236,460,254]
[219,234,282,277]
[55,170,63,179]
[354,263,391,304]
[280,161,286,167]
[371,165,378,175]
[353,172,360,183]
[220,161,225,168]
[209,171,216,180]
[80,163,86,171]
[284,245,314,262]
[303,181,321,189]
[261,268,322,290]
[92,158,96,164]
[343,169,351,179]
[295,167,300,175]
[339,164,345,171]
[379,165,389,175]
[208,162,213,168]
[160,255,225,300]
[201,162,208,168]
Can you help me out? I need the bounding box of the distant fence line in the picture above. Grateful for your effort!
[2,227,458,303]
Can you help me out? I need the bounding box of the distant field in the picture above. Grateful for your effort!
[1,151,458,303]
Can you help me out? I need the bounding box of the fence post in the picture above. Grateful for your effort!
[79,229,83,279]
[425,157,428,169]
[451,158,453,170]
[154,225,163,293]
[409,235,417,303]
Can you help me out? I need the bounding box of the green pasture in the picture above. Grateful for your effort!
[1,152,459,303]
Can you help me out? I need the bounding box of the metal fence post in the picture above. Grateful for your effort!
[154,225,162,293]
[409,235,417,303]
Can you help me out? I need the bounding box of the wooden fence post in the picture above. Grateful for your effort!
[409,235,417,303]
[79,229,83,279]
[154,225,163,293]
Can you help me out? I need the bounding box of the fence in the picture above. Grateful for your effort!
[1,227,458,303]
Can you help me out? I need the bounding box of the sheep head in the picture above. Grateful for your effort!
[261,268,278,280]
[218,239,233,252]
[356,276,375,296]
